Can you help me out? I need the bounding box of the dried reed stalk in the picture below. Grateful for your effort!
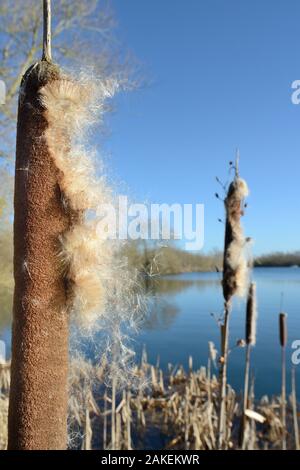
[82,407,92,450]
[103,390,108,450]
[291,368,299,450]
[279,312,287,450]
[116,412,121,450]
[126,390,132,450]
[207,353,216,447]
[82,385,92,450]
[111,375,116,450]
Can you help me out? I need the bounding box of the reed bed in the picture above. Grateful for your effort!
[0,361,10,450]
[0,354,298,450]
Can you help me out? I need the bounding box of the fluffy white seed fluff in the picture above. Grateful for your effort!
[39,72,145,396]
[40,77,117,325]
[235,178,249,200]
[224,177,250,299]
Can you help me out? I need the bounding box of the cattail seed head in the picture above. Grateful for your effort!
[279,312,288,347]
[220,323,226,356]
[245,282,257,345]
[222,176,250,301]
[9,60,70,450]
[39,70,146,395]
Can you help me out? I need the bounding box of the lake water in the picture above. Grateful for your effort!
[1,267,300,398]
[135,267,300,398]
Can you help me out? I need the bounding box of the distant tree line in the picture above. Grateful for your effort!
[124,242,300,276]
[254,251,300,267]
[124,241,223,276]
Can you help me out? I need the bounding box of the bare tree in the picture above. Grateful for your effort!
[0,0,134,160]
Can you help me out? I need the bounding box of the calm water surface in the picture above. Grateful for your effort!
[1,267,300,398]
[136,267,300,398]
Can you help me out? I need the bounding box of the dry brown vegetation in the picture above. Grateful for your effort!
[1,355,298,450]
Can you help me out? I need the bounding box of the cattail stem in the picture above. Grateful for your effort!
[291,368,299,450]
[43,0,52,62]
[240,282,257,448]
[217,301,231,449]
[281,346,287,450]
[243,345,251,410]
[279,312,287,450]
[240,343,251,448]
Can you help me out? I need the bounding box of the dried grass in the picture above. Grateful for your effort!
[0,356,298,450]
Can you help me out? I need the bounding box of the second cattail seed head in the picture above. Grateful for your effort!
[245,282,257,345]
[279,312,288,348]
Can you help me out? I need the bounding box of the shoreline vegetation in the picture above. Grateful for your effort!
[124,243,300,276]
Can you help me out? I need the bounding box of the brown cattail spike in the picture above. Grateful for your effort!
[245,282,257,345]
[8,61,69,450]
[222,176,249,302]
[279,312,287,347]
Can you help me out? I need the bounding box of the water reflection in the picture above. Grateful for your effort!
[151,275,220,296]
[137,268,300,398]
[142,299,180,331]
[143,275,221,331]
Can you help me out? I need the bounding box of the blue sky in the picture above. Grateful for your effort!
[103,0,300,255]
